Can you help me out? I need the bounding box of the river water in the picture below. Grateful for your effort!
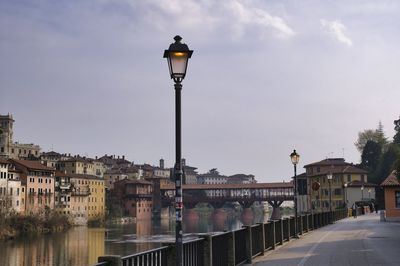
[0,208,274,266]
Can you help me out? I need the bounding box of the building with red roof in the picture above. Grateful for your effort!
[381,172,400,221]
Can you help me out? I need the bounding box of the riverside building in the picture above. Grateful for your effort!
[0,114,41,160]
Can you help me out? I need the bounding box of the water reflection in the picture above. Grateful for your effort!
[0,227,105,266]
[0,208,271,265]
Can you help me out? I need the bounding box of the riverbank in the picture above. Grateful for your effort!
[0,211,71,240]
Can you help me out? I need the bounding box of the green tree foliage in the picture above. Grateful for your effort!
[394,116,400,145]
[355,123,387,153]
[373,144,400,184]
[393,159,400,178]
[360,140,382,173]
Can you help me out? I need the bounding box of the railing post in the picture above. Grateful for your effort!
[271,221,276,250]
[258,223,265,255]
[298,216,303,235]
[278,219,283,245]
[203,235,213,266]
[300,216,303,234]
[245,226,252,264]
[318,213,322,228]
[161,243,176,266]
[227,231,236,266]
[98,255,122,266]
[284,218,290,242]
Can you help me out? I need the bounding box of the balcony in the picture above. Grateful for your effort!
[59,183,71,190]
[71,190,90,197]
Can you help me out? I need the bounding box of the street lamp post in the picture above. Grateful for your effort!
[164,35,193,266]
[327,173,333,222]
[290,149,300,238]
[344,183,348,208]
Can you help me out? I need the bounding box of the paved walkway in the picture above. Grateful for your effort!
[250,213,400,266]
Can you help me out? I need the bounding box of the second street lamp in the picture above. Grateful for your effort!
[164,35,193,266]
[290,149,300,238]
[327,172,333,223]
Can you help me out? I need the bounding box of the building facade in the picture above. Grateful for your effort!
[12,159,55,215]
[305,158,370,212]
[112,179,153,220]
[0,114,40,160]
[381,172,400,221]
[0,159,25,213]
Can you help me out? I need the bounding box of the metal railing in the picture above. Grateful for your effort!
[95,209,351,266]
[121,246,169,266]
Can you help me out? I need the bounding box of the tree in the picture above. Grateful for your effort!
[373,144,400,184]
[394,116,400,145]
[393,159,400,178]
[360,140,381,172]
[355,123,388,153]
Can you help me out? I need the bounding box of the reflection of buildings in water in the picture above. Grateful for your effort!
[240,208,254,226]
[86,228,105,265]
[136,219,153,236]
[0,227,106,266]
[2,234,55,266]
[183,209,199,233]
[160,216,174,234]
[211,209,227,232]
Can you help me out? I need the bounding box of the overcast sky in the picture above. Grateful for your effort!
[1,0,399,182]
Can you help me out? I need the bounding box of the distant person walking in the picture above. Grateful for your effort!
[352,204,357,218]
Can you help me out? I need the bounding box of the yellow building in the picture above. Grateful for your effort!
[70,174,105,222]
[304,158,369,212]
[54,172,105,224]
[57,157,105,178]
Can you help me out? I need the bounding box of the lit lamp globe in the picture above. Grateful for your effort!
[163,35,193,84]
[290,150,300,165]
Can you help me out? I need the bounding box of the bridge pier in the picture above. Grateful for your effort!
[211,208,227,231]
[184,209,199,233]
[268,200,283,220]
[160,207,170,219]
[240,208,254,225]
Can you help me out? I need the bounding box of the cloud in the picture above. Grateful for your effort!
[126,0,294,40]
[226,0,294,39]
[321,19,353,46]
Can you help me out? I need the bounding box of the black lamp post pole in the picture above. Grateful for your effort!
[294,163,298,238]
[164,35,192,266]
[174,82,183,266]
[329,178,332,222]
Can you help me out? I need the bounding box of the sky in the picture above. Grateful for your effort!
[1,0,400,182]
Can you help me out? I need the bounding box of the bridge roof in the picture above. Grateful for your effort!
[161,182,293,190]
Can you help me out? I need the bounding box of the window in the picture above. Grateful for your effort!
[396,191,400,208]
[361,175,365,182]
[347,175,351,182]
[334,188,342,195]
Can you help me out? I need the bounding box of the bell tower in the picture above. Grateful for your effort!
[0,114,14,158]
